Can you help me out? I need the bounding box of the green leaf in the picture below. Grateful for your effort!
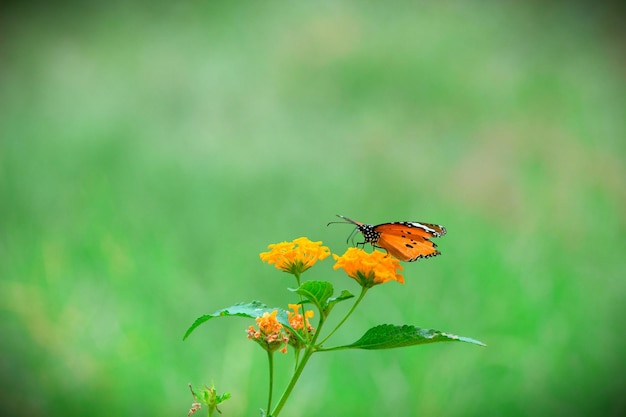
[326,289,354,315]
[183,301,291,340]
[333,324,486,350]
[291,280,334,312]
[328,289,354,306]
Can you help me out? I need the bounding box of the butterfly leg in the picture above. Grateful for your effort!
[373,244,390,257]
[355,241,390,257]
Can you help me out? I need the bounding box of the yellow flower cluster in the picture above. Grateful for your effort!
[260,237,331,275]
[260,237,405,287]
[333,247,404,287]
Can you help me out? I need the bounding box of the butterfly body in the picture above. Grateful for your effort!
[336,215,446,262]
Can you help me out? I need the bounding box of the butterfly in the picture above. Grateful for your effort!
[330,215,447,262]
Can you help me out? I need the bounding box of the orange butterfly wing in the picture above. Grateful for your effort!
[374,222,446,262]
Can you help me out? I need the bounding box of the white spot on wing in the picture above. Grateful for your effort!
[406,222,437,234]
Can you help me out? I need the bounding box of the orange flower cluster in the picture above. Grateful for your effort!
[286,303,315,350]
[247,311,289,354]
[333,247,404,287]
[288,303,314,332]
[260,237,330,275]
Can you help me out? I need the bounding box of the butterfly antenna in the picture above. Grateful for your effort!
[326,220,347,226]
[326,215,361,246]
[327,214,356,227]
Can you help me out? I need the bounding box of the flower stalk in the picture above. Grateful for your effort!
[266,350,275,413]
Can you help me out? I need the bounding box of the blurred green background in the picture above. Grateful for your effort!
[1,1,624,416]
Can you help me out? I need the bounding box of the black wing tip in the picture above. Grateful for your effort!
[394,221,447,237]
[428,224,446,237]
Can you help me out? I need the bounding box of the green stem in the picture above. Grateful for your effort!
[293,348,300,372]
[271,315,326,417]
[292,270,308,347]
[318,286,368,346]
[270,346,314,417]
[266,350,275,414]
[310,313,325,346]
